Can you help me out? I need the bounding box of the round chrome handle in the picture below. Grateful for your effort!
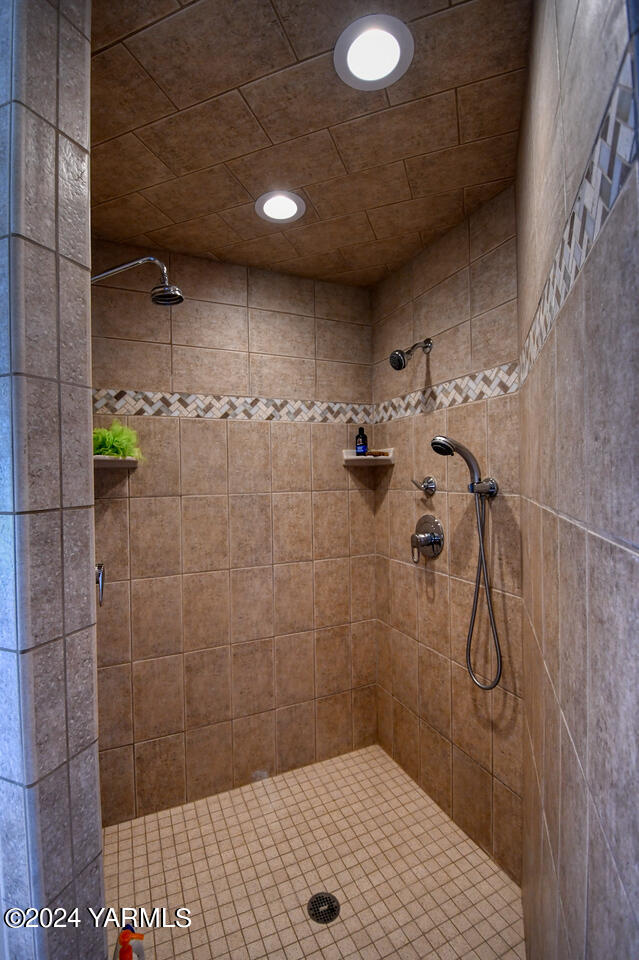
[411,515,445,562]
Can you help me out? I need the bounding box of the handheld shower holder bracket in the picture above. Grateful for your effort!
[468,478,498,497]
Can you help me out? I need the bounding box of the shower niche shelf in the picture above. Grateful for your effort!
[343,448,394,466]
[93,456,138,470]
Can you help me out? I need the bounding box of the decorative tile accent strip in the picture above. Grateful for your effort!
[374,362,519,422]
[93,362,518,425]
[520,45,638,383]
[93,389,375,424]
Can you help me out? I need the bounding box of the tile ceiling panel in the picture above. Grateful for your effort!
[90,0,532,284]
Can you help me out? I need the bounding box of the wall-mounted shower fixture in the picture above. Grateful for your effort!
[431,435,502,690]
[412,476,437,496]
[411,514,444,561]
[91,256,184,306]
[389,338,432,370]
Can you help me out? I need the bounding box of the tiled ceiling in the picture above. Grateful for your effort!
[90,0,531,285]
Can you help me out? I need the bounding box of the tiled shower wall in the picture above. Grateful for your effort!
[93,252,378,825]
[518,1,639,957]
[0,0,105,957]
[369,187,523,883]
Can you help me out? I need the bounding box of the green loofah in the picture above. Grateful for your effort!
[93,420,143,460]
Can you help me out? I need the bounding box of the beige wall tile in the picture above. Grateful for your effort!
[311,423,348,491]
[172,299,248,351]
[134,733,185,816]
[272,492,312,563]
[314,280,370,325]
[316,317,371,364]
[180,419,228,496]
[132,655,183,740]
[469,185,516,260]
[186,721,232,801]
[471,299,518,369]
[98,663,132,750]
[393,698,419,781]
[350,555,375,621]
[273,562,313,636]
[271,422,311,492]
[184,647,230,728]
[92,337,171,391]
[314,558,350,628]
[275,632,314,707]
[232,638,274,718]
[182,570,230,650]
[94,499,129,581]
[352,684,377,748]
[249,308,315,358]
[232,712,275,787]
[91,285,170,344]
[128,417,180,497]
[470,238,517,317]
[181,495,228,573]
[312,491,349,560]
[414,268,470,341]
[226,420,271,494]
[392,629,418,714]
[230,566,273,642]
[419,720,452,815]
[316,691,352,761]
[172,345,249,395]
[229,494,271,568]
[170,254,247,305]
[131,575,182,660]
[493,780,522,883]
[97,579,131,667]
[351,620,376,687]
[416,569,450,657]
[99,746,135,826]
[452,746,492,854]
[315,624,350,698]
[389,560,417,639]
[250,354,315,400]
[421,320,471,385]
[315,360,371,402]
[276,701,315,773]
[129,496,181,578]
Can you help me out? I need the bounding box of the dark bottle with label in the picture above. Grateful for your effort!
[355,426,368,456]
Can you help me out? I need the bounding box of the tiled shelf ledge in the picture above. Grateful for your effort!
[343,448,394,466]
[93,456,138,469]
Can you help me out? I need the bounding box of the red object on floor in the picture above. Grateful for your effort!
[118,929,144,960]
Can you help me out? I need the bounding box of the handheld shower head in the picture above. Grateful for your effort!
[91,256,183,306]
[388,338,432,370]
[431,435,481,484]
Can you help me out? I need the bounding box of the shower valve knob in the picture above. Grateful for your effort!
[412,476,436,496]
[411,515,444,563]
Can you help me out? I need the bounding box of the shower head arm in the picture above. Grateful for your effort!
[404,338,432,358]
[91,256,170,287]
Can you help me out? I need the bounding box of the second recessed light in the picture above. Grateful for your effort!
[334,15,414,90]
[255,190,306,223]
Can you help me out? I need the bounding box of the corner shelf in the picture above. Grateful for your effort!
[343,448,394,466]
[93,455,138,470]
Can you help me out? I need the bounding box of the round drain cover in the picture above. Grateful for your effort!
[307,892,340,924]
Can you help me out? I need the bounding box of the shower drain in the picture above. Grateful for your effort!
[307,892,341,924]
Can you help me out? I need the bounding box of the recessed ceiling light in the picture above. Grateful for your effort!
[255,190,306,223]
[334,14,414,91]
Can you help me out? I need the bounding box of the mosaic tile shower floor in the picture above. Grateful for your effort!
[103,747,524,960]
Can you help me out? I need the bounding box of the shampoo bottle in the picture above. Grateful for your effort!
[355,427,368,456]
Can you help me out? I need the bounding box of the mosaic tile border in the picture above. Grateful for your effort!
[374,361,519,422]
[93,361,519,425]
[520,44,638,383]
[93,389,376,423]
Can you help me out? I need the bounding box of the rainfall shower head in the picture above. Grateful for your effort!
[431,435,481,484]
[389,338,432,370]
[151,281,183,306]
[91,256,183,306]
